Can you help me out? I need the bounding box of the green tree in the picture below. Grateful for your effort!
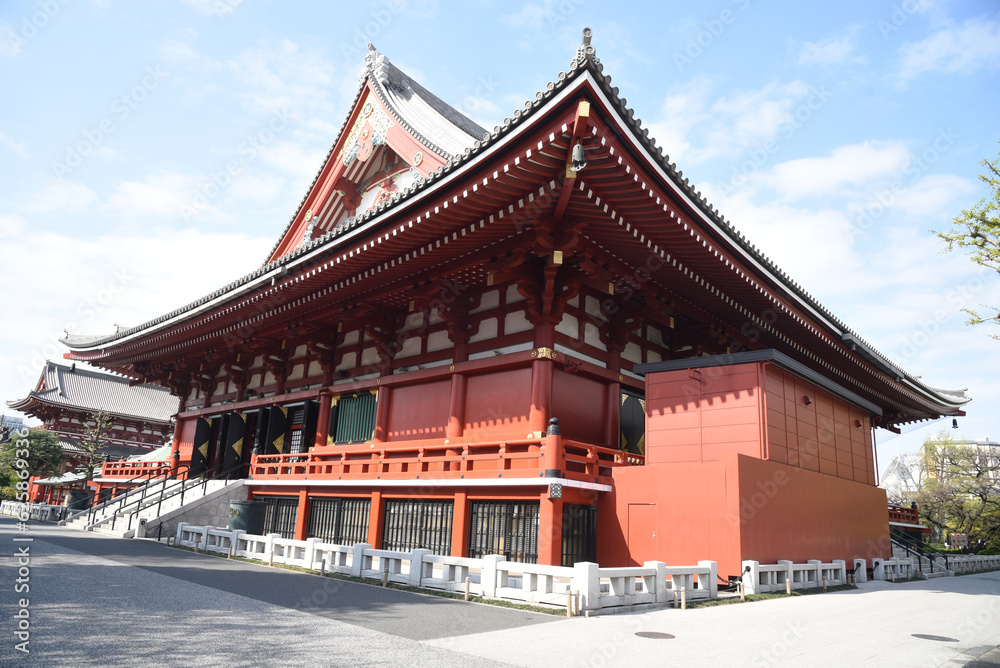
[936,146,1000,337]
[0,428,65,484]
[78,410,115,481]
[916,432,1000,552]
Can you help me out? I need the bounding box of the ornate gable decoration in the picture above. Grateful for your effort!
[338,99,393,166]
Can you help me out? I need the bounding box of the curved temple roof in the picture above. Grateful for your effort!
[7,360,180,424]
[61,29,969,426]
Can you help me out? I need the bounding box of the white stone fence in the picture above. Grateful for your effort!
[1,501,65,522]
[176,523,717,614]
[742,559,851,594]
[948,554,1000,574]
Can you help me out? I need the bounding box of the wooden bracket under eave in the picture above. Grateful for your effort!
[553,100,591,221]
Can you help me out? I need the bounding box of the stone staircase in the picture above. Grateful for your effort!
[891,543,953,579]
[62,476,246,539]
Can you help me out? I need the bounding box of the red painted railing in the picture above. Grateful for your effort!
[250,437,642,483]
[100,460,172,480]
[887,504,920,525]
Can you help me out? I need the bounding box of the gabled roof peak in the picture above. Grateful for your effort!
[570,27,600,70]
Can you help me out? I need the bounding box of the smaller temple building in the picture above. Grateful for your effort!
[7,361,178,505]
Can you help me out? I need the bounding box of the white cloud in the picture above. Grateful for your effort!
[0,20,24,59]
[15,179,99,215]
[898,18,1000,83]
[0,130,29,159]
[0,213,24,238]
[894,173,977,219]
[647,79,813,165]
[105,171,201,219]
[757,140,912,200]
[179,0,245,18]
[0,225,271,402]
[796,26,865,66]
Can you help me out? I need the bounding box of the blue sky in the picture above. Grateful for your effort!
[1,0,998,472]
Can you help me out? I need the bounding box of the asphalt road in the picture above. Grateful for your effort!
[0,516,552,667]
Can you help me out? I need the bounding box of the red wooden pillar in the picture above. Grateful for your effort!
[605,350,622,449]
[446,373,466,470]
[368,490,384,547]
[294,489,309,540]
[373,386,391,443]
[538,488,564,566]
[451,490,468,557]
[315,389,333,448]
[529,324,555,435]
[169,420,183,477]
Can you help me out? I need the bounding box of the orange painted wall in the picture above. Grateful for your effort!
[601,459,741,573]
[645,363,764,464]
[386,379,450,441]
[463,367,532,440]
[763,365,875,484]
[736,454,890,566]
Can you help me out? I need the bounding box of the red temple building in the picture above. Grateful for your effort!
[60,32,968,579]
[8,361,178,505]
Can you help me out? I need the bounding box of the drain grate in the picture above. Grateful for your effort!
[635,632,675,640]
[912,634,959,642]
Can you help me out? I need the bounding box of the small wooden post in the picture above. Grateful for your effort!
[681,587,687,610]
[574,591,580,614]
[320,559,326,577]
[823,576,827,592]
[227,542,233,559]
[786,578,791,595]
[740,581,746,602]
[672,588,679,608]
[382,566,389,588]
[464,577,470,601]
[566,591,573,617]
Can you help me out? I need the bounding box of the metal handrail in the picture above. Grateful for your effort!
[65,463,189,527]
[890,526,950,573]
[122,460,251,533]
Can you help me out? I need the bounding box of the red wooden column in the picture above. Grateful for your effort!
[368,490,384,547]
[294,489,310,540]
[538,487,564,566]
[529,324,555,435]
[446,374,467,471]
[314,389,333,448]
[373,386,391,443]
[604,349,622,449]
[451,489,468,557]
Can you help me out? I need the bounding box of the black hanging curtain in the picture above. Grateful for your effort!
[302,400,319,452]
[190,417,212,477]
[265,406,288,455]
[223,412,246,476]
[620,390,646,456]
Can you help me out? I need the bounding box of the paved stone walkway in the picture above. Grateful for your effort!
[2,516,999,667]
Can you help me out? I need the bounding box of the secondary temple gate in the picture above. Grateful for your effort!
[61,31,967,579]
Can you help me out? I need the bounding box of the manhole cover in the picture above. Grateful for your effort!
[912,634,959,642]
[635,632,675,640]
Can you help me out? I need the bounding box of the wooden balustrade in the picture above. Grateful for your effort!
[100,460,173,479]
[887,504,920,525]
[250,436,643,483]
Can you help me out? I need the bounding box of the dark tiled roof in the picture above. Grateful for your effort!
[7,361,179,423]
[58,437,148,461]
